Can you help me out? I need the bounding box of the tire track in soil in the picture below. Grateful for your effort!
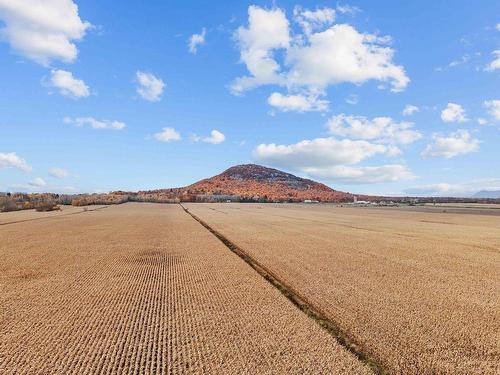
[180,203,391,375]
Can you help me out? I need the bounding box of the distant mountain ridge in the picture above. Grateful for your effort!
[473,190,500,199]
[140,164,355,202]
[181,164,354,202]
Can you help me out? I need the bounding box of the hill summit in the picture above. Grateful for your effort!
[176,164,353,202]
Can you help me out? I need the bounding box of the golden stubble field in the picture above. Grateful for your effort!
[0,203,372,374]
[186,203,500,375]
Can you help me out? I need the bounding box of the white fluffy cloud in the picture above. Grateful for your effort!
[441,103,468,123]
[486,50,500,71]
[254,137,391,168]
[302,164,415,184]
[253,137,413,184]
[47,69,90,98]
[49,167,70,178]
[0,152,31,172]
[232,6,290,93]
[0,0,91,65]
[64,117,125,130]
[286,24,408,92]
[154,127,181,142]
[422,130,479,159]
[191,129,225,144]
[484,99,500,121]
[327,114,422,145]
[28,177,46,187]
[267,92,328,112]
[232,6,408,97]
[188,28,206,54]
[136,71,165,102]
[402,104,419,116]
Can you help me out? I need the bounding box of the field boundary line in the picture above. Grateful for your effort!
[0,206,110,226]
[180,203,390,375]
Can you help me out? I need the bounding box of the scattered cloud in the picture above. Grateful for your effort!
[267,92,329,112]
[253,136,413,184]
[484,99,500,121]
[188,27,206,54]
[49,167,70,178]
[293,6,335,35]
[47,69,90,98]
[191,129,226,144]
[302,164,415,184]
[136,71,165,102]
[345,94,358,105]
[404,178,500,197]
[327,114,422,145]
[28,177,46,187]
[422,130,479,159]
[64,117,126,130]
[254,137,392,168]
[496,23,500,32]
[0,0,91,65]
[336,4,361,15]
[232,5,408,99]
[0,152,31,172]
[402,104,419,116]
[477,118,488,125]
[153,127,181,142]
[448,54,470,67]
[441,102,468,123]
[485,50,500,71]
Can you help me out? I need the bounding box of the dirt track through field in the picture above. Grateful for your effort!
[0,203,373,374]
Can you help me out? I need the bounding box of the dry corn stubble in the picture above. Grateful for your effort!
[0,203,373,374]
[186,203,500,375]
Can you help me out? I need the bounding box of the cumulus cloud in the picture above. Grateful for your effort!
[154,127,181,142]
[402,104,419,116]
[254,137,392,168]
[484,99,500,121]
[253,137,413,184]
[232,6,408,97]
[49,167,70,178]
[485,50,500,71]
[64,117,126,130]
[232,6,290,94]
[136,71,165,102]
[327,114,422,145]
[191,129,225,144]
[421,130,479,159]
[0,152,31,172]
[267,92,329,112]
[28,177,46,187]
[0,0,91,65]
[188,28,206,54]
[302,164,415,184]
[47,69,90,98]
[441,103,468,123]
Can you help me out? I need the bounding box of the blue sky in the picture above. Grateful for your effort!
[0,0,499,197]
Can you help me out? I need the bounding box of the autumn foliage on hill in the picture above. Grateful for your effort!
[145,164,354,202]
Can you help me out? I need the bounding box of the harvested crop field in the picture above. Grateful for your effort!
[0,203,372,374]
[185,203,500,375]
